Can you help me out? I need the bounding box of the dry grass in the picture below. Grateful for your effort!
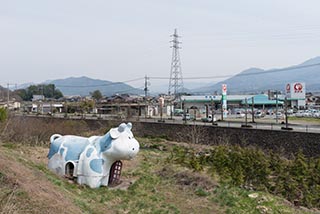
[0,145,82,214]
[0,138,317,214]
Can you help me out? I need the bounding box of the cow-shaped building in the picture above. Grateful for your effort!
[47,122,139,188]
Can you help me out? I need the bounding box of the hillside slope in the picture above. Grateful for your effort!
[48,76,144,96]
[0,145,82,214]
[1,141,315,214]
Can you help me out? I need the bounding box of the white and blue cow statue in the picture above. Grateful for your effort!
[47,122,139,188]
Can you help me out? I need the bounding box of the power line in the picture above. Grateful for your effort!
[150,61,320,81]
[112,86,145,94]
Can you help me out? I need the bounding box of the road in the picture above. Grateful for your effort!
[138,115,320,133]
[17,113,320,133]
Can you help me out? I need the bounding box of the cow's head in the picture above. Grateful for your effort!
[100,123,139,160]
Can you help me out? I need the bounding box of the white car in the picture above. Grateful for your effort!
[254,111,264,118]
[236,111,245,118]
[274,112,284,119]
[201,115,217,122]
[295,111,304,117]
[182,113,191,120]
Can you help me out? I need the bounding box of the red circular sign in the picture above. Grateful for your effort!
[286,84,290,91]
[222,84,227,92]
[294,83,303,92]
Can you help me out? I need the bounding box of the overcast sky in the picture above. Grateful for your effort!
[1,0,320,88]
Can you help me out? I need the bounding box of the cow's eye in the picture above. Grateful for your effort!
[128,136,131,139]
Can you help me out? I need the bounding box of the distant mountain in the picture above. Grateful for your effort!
[193,56,320,94]
[47,76,144,96]
[15,82,35,90]
[149,81,213,94]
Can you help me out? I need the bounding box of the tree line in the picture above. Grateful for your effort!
[15,84,104,102]
[16,84,63,101]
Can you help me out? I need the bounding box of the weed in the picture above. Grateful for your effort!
[195,188,210,197]
[2,143,18,149]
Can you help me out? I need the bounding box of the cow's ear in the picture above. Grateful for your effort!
[110,123,126,139]
[127,122,132,130]
[118,123,126,132]
[110,128,120,139]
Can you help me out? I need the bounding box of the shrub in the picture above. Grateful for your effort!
[168,144,320,209]
[0,107,7,122]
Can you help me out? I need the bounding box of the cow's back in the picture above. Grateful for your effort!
[52,135,90,161]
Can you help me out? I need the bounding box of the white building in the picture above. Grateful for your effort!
[285,82,306,109]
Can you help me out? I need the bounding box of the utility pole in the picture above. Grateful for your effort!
[7,83,9,109]
[220,97,223,121]
[144,75,149,119]
[168,29,184,100]
[245,98,248,126]
[285,97,288,129]
[281,95,293,130]
[170,99,173,120]
[211,98,216,125]
[251,96,255,123]
[183,99,186,124]
[275,91,279,123]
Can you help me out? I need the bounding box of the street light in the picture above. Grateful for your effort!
[251,96,255,123]
[281,97,293,131]
[275,91,279,123]
[241,97,252,128]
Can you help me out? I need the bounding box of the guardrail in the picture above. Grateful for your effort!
[137,117,320,133]
[16,112,320,133]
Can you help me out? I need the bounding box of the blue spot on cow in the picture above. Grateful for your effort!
[48,140,62,159]
[59,148,65,156]
[99,133,112,153]
[90,159,104,174]
[63,137,90,161]
[86,148,94,158]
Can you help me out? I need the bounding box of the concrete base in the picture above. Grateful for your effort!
[281,127,293,131]
[241,124,253,128]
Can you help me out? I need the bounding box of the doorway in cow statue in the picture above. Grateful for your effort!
[65,162,75,179]
[108,161,122,186]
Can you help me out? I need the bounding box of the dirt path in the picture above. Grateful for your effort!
[0,147,82,214]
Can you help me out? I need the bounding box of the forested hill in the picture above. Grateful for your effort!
[48,76,144,96]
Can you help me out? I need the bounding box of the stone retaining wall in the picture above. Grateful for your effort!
[3,116,320,157]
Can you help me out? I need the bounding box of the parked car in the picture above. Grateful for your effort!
[314,112,320,118]
[274,112,284,119]
[295,110,304,117]
[174,109,184,116]
[303,110,312,117]
[266,109,274,115]
[182,113,194,121]
[201,115,217,122]
[287,109,294,115]
[254,111,264,118]
[236,111,245,118]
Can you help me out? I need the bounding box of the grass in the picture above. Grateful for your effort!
[212,185,303,214]
[288,116,320,124]
[2,143,19,149]
[0,140,316,214]
[0,170,29,214]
